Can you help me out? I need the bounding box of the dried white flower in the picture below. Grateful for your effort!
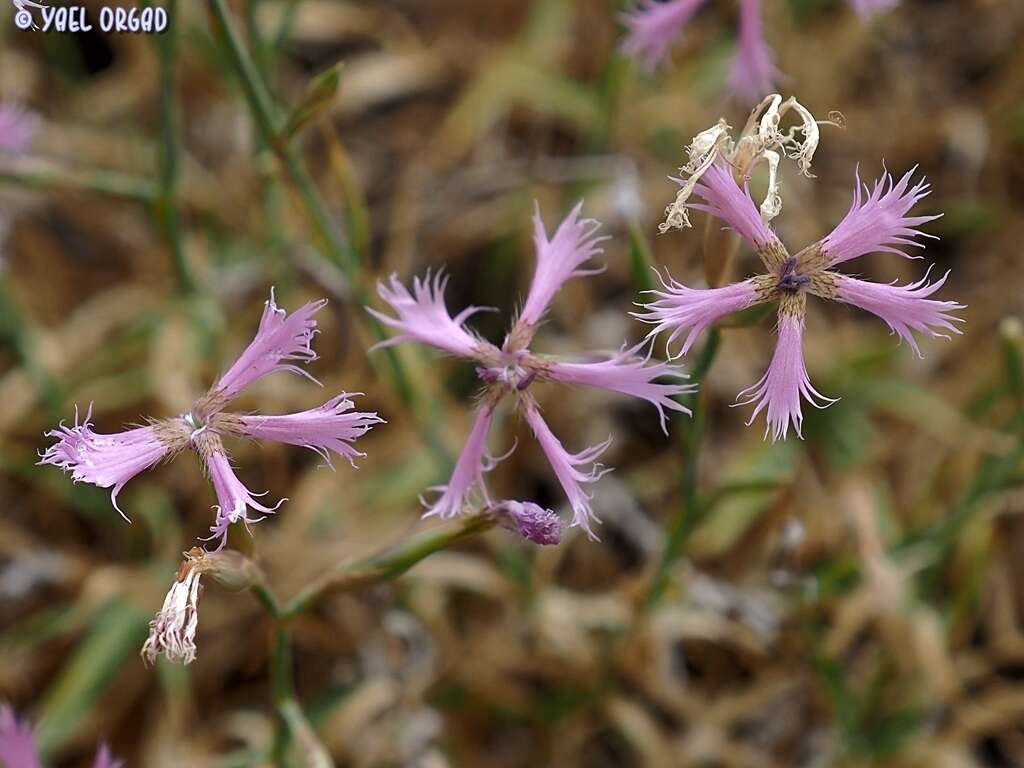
[142,552,203,666]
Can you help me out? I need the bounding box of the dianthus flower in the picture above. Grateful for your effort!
[621,0,896,102]
[636,161,963,441]
[370,203,693,539]
[40,290,382,549]
[0,705,122,768]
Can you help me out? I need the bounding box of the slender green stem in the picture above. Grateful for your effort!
[281,515,495,619]
[0,161,158,201]
[646,328,721,607]
[154,0,194,294]
[207,0,449,465]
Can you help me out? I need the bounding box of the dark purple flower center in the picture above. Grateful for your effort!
[777,257,810,293]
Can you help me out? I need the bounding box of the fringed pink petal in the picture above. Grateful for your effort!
[545,341,694,434]
[234,393,383,468]
[516,202,608,331]
[690,162,781,251]
[833,268,965,357]
[820,167,941,267]
[494,500,562,545]
[38,405,174,519]
[735,310,836,442]
[422,405,497,519]
[634,273,764,358]
[368,270,492,359]
[728,0,782,105]
[0,705,42,768]
[213,288,326,404]
[621,0,707,71]
[523,403,611,539]
[203,450,285,550]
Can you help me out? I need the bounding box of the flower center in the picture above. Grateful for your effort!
[182,412,209,442]
[777,257,810,293]
[476,352,538,392]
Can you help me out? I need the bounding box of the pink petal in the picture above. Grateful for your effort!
[494,500,562,545]
[832,268,964,357]
[233,393,383,468]
[735,308,836,442]
[620,0,707,71]
[728,0,782,105]
[422,405,497,519]
[38,405,182,519]
[820,167,941,268]
[635,273,764,358]
[523,403,611,539]
[690,162,781,251]
[545,341,694,434]
[368,270,492,359]
[203,449,284,550]
[0,705,42,768]
[516,202,608,332]
[213,289,326,405]
[0,103,40,157]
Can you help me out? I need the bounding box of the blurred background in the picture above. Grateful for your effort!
[1,0,1023,765]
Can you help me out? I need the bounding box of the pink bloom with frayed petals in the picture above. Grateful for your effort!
[734,302,836,441]
[546,342,691,432]
[368,271,491,358]
[635,275,766,358]
[42,289,380,552]
[0,705,41,768]
[820,167,940,267]
[0,704,122,768]
[832,268,963,357]
[621,0,707,72]
[690,162,782,251]
[518,202,608,330]
[729,0,782,105]
[371,202,692,539]
[0,102,39,157]
[642,164,962,441]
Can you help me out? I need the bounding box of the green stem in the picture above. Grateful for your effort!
[0,161,158,201]
[207,0,448,465]
[154,0,194,294]
[281,515,495,618]
[646,328,721,607]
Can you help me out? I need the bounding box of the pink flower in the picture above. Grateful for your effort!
[729,0,782,105]
[41,290,381,550]
[621,0,707,72]
[0,705,122,768]
[0,102,39,157]
[371,203,693,538]
[0,705,41,768]
[640,163,963,441]
[494,500,562,545]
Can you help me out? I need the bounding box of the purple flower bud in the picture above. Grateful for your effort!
[495,501,561,545]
